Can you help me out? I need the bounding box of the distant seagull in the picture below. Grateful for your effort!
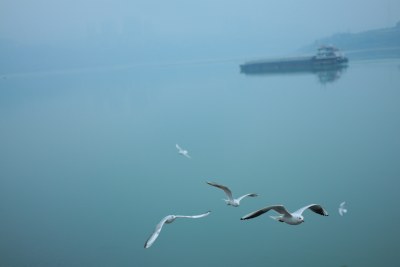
[240,204,328,225]
[206,181,258,207]
[338,201,347,216]
[176,144,191,158]
[144,211,211,248]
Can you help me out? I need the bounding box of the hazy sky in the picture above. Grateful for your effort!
[0,0,399,53]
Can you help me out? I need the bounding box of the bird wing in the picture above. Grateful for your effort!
[241,205,291,220]
[338,208,344,216]
[294,204,329,217]
[175,211,211,219]
[184,153,191,159]
[236,193,258,203]
[338,201,346,216]
[144,215,171,248]
[176,144,182,151]
[206,181,234,201]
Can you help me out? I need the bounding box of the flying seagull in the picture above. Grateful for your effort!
[241,204,328,225]
[338,201,347,216]
[176,144,191,158]
[144,211,211,248]
[206,181,258,207]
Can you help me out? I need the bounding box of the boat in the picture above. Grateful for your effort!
[240,46,348,74]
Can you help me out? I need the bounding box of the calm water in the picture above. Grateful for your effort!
[1,59,399,267]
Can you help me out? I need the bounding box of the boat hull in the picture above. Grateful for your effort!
[240,56,348,74]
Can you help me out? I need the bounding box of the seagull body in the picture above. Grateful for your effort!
[176,144,191,158]
[206,181,258,207]
[241,204,328,225]
[144,211,210,248]
[338,201,347,216]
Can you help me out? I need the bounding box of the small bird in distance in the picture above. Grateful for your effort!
[176,144,191,158]
[338,201,347,216]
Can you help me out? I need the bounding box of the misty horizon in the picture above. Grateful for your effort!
[1,1,399,73]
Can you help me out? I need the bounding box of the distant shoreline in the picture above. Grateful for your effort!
[301,21,400,60]
[345,46,400,60]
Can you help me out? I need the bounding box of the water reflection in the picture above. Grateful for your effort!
[240,64,348,84]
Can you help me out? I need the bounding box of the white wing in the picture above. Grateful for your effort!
[339,208,345,216]
[241,205,292,220]
[236,193,258,203]
[338,202,347,216]
[294,204,329,217]
[176,144,183,152]
[175,211,211,219]
[144,215,172,249]
[206,181,234,201]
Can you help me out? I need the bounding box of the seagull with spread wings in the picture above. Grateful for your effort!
[206,181,258,207]
[144,211,211,248]
[241,204,328,225]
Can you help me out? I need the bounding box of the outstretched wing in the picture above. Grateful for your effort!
[144,215,171,248]
[175,211,211,219]
[236,193,258,203]
[241,205,291,220]
[294,204,329,217]
[176,144,182,151]
[340,201,346,208]
[206,182,234,201]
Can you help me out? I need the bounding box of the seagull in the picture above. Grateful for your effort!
[338,201,347,216]
[176,144,191,158]
[144,211,211,248]
[240,204,328,225]
[206,181,258,207]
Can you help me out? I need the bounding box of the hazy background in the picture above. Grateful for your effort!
[1,0,400,73]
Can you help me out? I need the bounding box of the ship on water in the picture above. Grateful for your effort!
[240,46,348,74]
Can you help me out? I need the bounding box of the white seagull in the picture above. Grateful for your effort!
[206,181,258,207]
[240,204,328,225]
[176,144,191,158]
[338,201,347,216]
[144,211,211,248]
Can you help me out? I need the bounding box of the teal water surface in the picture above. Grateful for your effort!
[1,59,399,267]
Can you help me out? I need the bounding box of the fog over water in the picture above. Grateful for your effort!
[1,0,400,72]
